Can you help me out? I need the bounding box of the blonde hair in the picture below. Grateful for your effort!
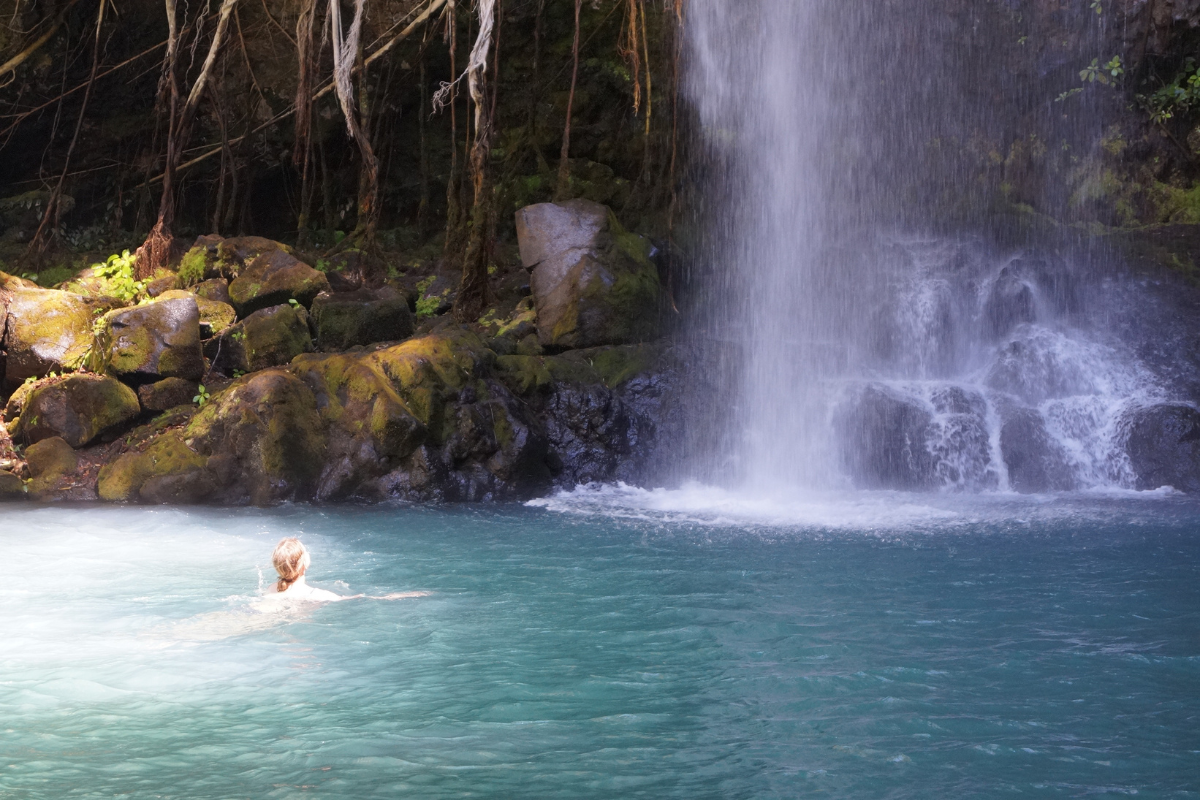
[272,537,311,593]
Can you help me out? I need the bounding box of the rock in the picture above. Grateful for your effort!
[310,287,414,350]
[227,249,329,317]
[99,370,326,505]
[96,297,205,383]
[983,265,1036,338]
[1123,403,1200,492]
[0,470,26,501]
[156,289,236,337]
[242,304,314,371]
[9,373,140,447]
[24,436,79,497]
[137,377,199,412]
[193,278,232,305]
[928,386,995,489]
[834,384,936,490]
[2,289,95,384]
[515,199,660,349]
[145,272,180,298]
[1000,408,1076,492]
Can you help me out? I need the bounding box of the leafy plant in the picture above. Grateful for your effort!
[1081,56,1124,85]
[193,385,211,406]
[231,330,246,343]
[92,250,145,303]
[1137,58,1200,123]
[416,290,449,320]
[288,298,300,308]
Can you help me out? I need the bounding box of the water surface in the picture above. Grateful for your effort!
[2,494,1198,798]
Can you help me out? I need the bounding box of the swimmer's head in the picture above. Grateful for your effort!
[272,538,311,592]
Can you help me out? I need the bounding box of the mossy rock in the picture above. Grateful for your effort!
[10,373,140,447]
[242,303,314,371]
[365,328,492,432]
[2,289,95,383]
[98,433,210,503]
[157,289,237,337]
[228,249,330,317]
[24,435,80,497]
[0,469,27,501]
[95,297,205,382]
[311,287,414,350]
[193,278,232,305]
[137,377,199,413]
[516,199,660,350]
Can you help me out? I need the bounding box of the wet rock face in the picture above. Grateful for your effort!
[9,374,140,448]
[228,249,330,317]
[1000,408,1077,493]
[311,288,414,351]
[983,266,1036,339]
[516,199,660,350]
[99,297,205,383]
[835,385,936,490]
[2,289,94,385]
[1123,403,1200,493]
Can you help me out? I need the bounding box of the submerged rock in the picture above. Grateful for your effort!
[516,199,660,350]
[2,289,95,384]
[228,249,329,317]
[1123,403,1200,492]
[835,384,936,490]
[310,287,414,351]
[1000,408,1077,493]
[10,373,140,448]
[95,297,205,383]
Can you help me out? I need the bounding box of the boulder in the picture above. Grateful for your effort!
[2,289,95,383]
[24,436,79,497]
[310,287,414,350]
[157,289,236,337]
[1123,403,1200,492]
[242,304,314,371]
[515,199,659,350]
[9,373,140,447]
[983,266,1036,339]
[99,370,326,505]
[1000,408,1076,493]
[834,384,936,490]
[928,386,994,489]
[227,249,329,317]
[137,377,199,413]
[193,278,233,305]
[0,470,26,501]
[95,297,205,383]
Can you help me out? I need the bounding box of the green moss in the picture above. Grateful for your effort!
[177,247,208,286]
[98,434,206,502]
[495,355,554,395]
[586,344,657,388]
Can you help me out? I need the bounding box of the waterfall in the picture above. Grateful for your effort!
[681,1,1192,495]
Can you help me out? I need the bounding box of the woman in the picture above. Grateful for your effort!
[268,537,427,602]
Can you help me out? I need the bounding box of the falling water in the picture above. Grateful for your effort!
[681,1,1192,495]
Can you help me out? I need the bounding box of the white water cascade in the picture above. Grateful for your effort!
[681,1,1191,495]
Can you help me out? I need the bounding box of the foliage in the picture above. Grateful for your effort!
[92,250,145,303]
[177,248,207,286]
[193,385,211,406]
[1137,58,1200,124]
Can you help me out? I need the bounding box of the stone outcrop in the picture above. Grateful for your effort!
[515,199,660,350]
[834,384,936,490]
[2,288,95,384]
[310,287,414,350]
[227,249,329,317]
[1123,403,1200,492]
[1000,408,1076,493]
[9,374,140,447]
[95,297,205,383]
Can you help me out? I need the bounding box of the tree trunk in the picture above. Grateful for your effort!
[555,0,582,201]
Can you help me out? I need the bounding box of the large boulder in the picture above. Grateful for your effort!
[515,199,659,350]
[310,287,414,350]
[24,436,80,498]
[96,297,205,383]
[241,304,314,371]
[1123,403,1200,492]
[227,249,329,317]
[99,370,326,505]
[1000,408,1077,493]
[156,289,236,337]
[9,374,140,447]
[2,289,95,384]
[834,384,937,490]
